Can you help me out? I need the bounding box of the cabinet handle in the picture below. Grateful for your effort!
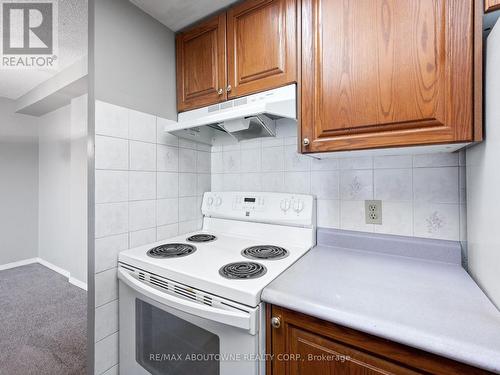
[303,138,310,146]
[226,85,232,93]
[217,88,223,95]
[271,316,281,329]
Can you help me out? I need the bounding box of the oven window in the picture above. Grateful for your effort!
[136,299,220,375]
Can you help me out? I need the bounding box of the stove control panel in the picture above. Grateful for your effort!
[202,192,316,227]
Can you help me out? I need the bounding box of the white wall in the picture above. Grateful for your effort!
[0,97,39,143]
[466,20,500,309]
[0,98,39,266]
[0,142,39,265]
[95,0,176,119]
[38,95,88,286]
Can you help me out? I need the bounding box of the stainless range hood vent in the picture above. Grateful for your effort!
[164,84,296,145]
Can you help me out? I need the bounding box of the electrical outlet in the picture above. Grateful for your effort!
[365,200,382,225]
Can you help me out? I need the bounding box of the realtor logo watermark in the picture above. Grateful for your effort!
[0,0,58,69]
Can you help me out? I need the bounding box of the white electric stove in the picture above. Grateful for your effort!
[118,192,316,375]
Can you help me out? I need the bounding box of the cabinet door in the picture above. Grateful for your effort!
[227,0,297,98]
[269,306,492,375]
[176,14,227,112]
[485,0,500,12]
[271,309,419,375]
[300,0,474,153]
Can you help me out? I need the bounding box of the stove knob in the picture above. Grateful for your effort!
[280,199,291,212]
[215,197,222,206]
[207,197,214,206]
[293,200,304,213]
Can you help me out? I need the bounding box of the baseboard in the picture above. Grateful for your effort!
[37,257,70,278]
[0,257,38,271]
[0,257,87,291]
[37,258,88,291]
[69,276,88,291]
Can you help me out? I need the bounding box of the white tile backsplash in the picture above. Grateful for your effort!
[94,331,119,375]
[129,109,156,143]
[129,141,156,171]
[157,145,179,172]
[179,196,198,222]
[413,153,459,168]
[156,198,179,226]
[340,170,373,200]
[210,123,464,241]
[128,200,156,232]
[223,150,241,173]
[157,172,179,198]
[95,202,128,238]
[95,300,119,342]
[374,155,412,169]
[129,227,157,247]
[95,268,118,308]
[311,171,339,199]
[340,200,374,232]
[179,148,197,173]
[95,136,129,170]
[374,201,413,236]
[261,146,284,172]
[284,145,311,171]
[95,101,129,139]
[284,172,310,194]
[94,101,210,373]
[94,233,128,273]
[129,171,156,201]
[240,148,261,173]
[179,173,197,197]
[413,167,459,203]
[156,118,179,146]
[374,169,412,201]
[156,223,179,241]
[95,170,128,203]
[413,203,460,240]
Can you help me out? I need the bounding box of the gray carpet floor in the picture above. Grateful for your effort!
[0,263,87,375]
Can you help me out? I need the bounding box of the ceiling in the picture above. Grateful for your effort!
[0,0,87,100]
[130,0,239,31]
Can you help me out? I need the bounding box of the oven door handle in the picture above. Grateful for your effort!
[118,268,255,333]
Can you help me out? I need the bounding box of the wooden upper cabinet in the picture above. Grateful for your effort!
[300,0,477,153]
[176,14,227,112]
[485,0,500,13]
[227,0,297,98]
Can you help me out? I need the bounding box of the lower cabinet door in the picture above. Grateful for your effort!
[268,305,493,375]
[287,327,419,375]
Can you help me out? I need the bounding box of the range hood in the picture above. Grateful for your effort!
[164,84,296,145]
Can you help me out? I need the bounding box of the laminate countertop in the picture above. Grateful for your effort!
[261,228,500,373]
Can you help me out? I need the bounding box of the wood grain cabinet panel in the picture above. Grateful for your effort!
[268,305,493,375]
[227,0,297,98]
[485,0,500,12]
[300,0,477,153]
[176,14,227,112]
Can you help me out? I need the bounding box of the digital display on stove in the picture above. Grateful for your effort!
[244,197,256,203]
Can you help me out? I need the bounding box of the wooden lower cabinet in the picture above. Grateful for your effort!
[267,305,493,375]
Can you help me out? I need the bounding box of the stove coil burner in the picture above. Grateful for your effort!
[147,243,196,258]
[187,234,217,243]
[242,245,289,260]
[219,262,267,280]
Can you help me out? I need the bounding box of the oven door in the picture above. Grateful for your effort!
[118,267,265,375]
